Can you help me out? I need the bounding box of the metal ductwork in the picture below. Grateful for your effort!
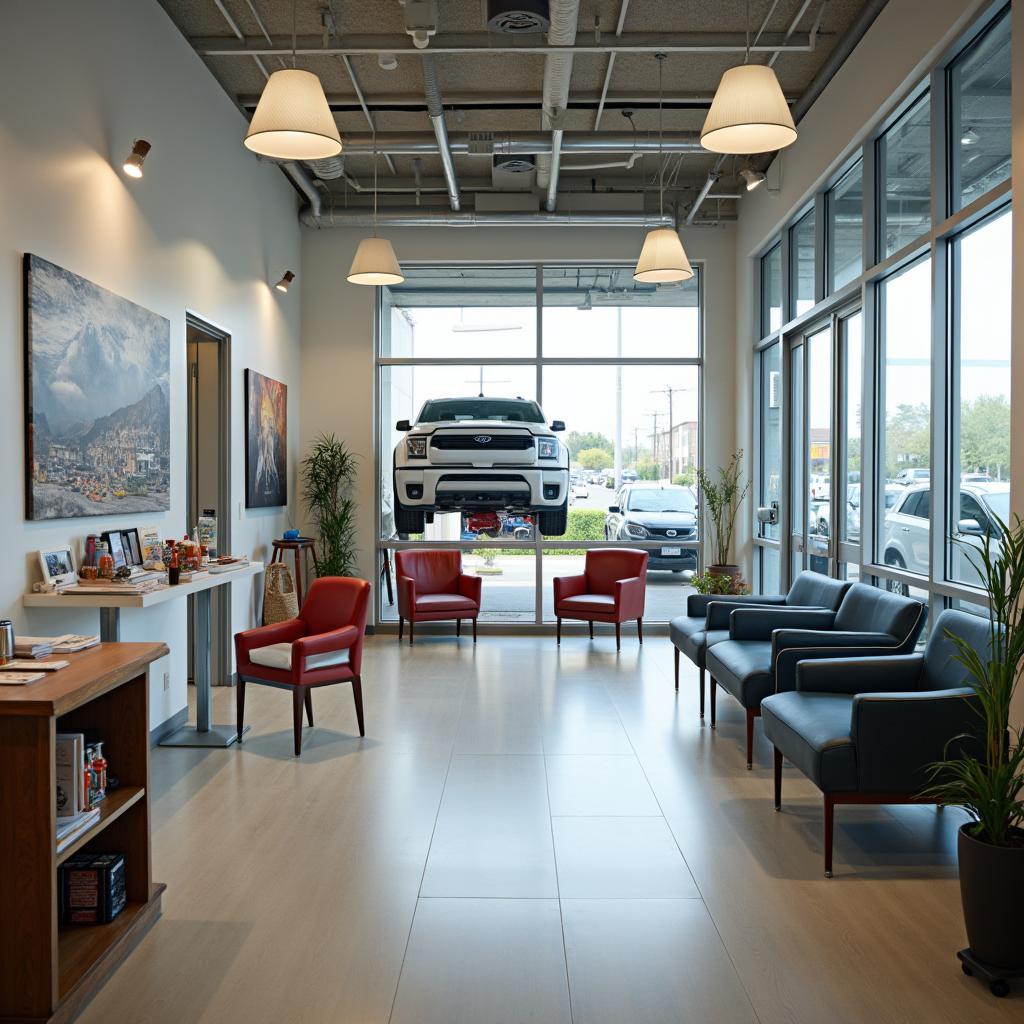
[305,156,345,180]
[487,1,550,34]
[536,0,579,212]
[327,130,700,155]
[300,208,675,228]
[421,56,461,211]
[283,162,323,218]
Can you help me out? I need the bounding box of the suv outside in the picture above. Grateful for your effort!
[895,467,930,487]
[393,396,570,536]
[605,483,698,572]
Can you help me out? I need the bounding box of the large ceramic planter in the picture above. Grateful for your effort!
[957,824,1024,969]
[707,563,741,589]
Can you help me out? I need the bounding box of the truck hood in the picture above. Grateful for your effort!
[410,420,551,436]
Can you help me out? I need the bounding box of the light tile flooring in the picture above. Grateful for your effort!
[79,634,1020,1023]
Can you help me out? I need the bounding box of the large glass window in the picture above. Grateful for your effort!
[378,265,702,626]
[950,207,1011,586]
[875,258,932,573]
[761,244,782,335]
[758,343,782,541]
[878,94,932,257]
[827,161,863,292]
[840,312,863,544]
[791,209,816,316]
[950,9,1011,211]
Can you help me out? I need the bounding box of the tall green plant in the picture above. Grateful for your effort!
[301,433,358,578]
[926,515,1024,846]
[696,449,750,566]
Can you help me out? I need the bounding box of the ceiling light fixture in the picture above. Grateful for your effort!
[122,139,151,178]
[739,165,767,191]
[244,1,341,160]
[348,132,404,286]
[961,126,979,146]
[634,54,693,284]
[275,271,296,292]
[701,1,797,155]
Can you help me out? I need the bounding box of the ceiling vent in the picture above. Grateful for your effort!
[486,1,550,34]
[493,154,535,175]
[492,154,536,191]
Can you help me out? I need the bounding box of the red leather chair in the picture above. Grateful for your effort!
[395,549,482,644]
[553,548,648,650]
[234,576,370,755]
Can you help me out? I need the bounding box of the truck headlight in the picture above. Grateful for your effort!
[537,437,558,459]
[406,436,427,459]
[624,522,649,539]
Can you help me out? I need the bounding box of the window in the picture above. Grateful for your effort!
[761,244,782,334]
[950,206,1011,586]
[827,161,863,291]
[876,258,932,572]
[950,9,1011,210]
[791,210,816,316]
[840,311,863,543]
[878,94,931,257]
[758,342,782,541]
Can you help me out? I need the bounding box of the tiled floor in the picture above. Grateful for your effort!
[78,634,1021,1023]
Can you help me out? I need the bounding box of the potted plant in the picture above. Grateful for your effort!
[301,433,358,577]
[691,570,750,596]
[926,514,1024,981]
[696,449,750,593]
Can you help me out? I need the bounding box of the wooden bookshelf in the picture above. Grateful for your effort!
[0,642,168,1024]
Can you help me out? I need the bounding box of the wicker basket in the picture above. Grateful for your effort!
[263,562,299,624]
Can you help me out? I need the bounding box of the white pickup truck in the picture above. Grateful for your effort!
[392,396,570,536]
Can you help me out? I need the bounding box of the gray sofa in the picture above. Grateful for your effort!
[704,583,926,768]
[762,608,990,877]
[669,571,850,718]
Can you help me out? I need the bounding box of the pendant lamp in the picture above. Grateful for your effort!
[701,2,797,155]
[348,134,404,286]
[243,1,341,161]
[634,54,692,284]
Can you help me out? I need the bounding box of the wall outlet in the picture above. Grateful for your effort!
[162,671,170,692]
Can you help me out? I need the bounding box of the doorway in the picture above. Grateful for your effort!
[186,314,231,687]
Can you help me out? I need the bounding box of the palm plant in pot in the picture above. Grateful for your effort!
[696,449,750,594]
[301,433,359,577]
[926,514,1024,979]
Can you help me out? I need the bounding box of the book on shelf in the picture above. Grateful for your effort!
[56,733,84,818]
[56,807,102,853]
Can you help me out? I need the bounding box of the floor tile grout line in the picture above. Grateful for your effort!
[384,651,470,1024]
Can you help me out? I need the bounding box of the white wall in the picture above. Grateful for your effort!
[300,224,736,622]
[0,0,303,729]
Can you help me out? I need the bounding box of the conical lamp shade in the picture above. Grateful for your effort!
[633,228,693,283]
[348,237,404,286]
[701,64,797,155]
[244,69,342,160]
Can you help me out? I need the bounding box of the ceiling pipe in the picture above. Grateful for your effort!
[594,0,631,129]
[283,162,324,218]
[537,0,581,212]
[327,131,702,155]
[300,209,677,228]
[686,171,720,225]
[421,55,461,211]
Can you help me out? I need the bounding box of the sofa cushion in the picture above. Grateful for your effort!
[787,571,851,611]
[558,593,617,614]
[706,639,773,709]
[249,642,351,673]
[762,691,857,792]
[833,583,924,647]
[415,593,478,613]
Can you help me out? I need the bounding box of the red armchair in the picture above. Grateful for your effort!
[553,548,648,650]
[395,549,482,644]
[235,576,370,755]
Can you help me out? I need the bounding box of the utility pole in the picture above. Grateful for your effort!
[633,425,639,470]
[651,386,689,482]
[646,411,661,475]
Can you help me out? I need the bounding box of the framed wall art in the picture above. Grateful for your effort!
[245,369,287,508]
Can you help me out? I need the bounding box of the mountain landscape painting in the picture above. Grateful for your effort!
[245,369,287,508]
[24,255,170,520]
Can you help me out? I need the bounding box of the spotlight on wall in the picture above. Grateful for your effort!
[739,165,767,191]
[275,271,296,293]
[122,139,152,178]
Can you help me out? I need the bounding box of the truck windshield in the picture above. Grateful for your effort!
[417,399,545,423]
[627,488,696,513]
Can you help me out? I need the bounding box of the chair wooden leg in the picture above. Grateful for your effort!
[304,688,314,727]
[745,708,755,769]
[236,679,246,743]
[472,617,477,643]
[557,618,562,645]
[409,619,415,646]
[292,688,304,756]
[456,618,461,637]
[351,674,365,737]
[699,666,705,719]
[637,618,643,644]
[588,621,594,639]
[774,747,782,810]
[674,648,680,692]
[398,618,404,641]
[710,676,717,728]
[824,793,835,878]
[615,622,621,651]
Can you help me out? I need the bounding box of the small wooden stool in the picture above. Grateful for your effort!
[271,538,319,602]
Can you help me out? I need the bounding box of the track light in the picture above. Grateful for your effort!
[122,140,151,178]
[275,271,296,293]
[739,165,767,191]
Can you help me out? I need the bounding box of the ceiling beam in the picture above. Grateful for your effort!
[191,31,820,58]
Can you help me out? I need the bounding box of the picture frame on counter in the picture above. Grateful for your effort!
[102,528,144,570]
[38,546,76,588]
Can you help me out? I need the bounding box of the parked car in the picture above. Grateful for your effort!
[393,396,569,536]
[961,472,993,484]
[462,511,534,541]
[895,467,930,487]
[620,470,639,484]
[881,481,1010,589]
[572,481,589,499]
[605,483,698,572]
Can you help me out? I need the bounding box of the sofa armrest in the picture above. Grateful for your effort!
[458,572,483,606]
[851,687,983,792]
[795,654,925,695]
[703,596,789,630]
[772,631,901,693]
[614,576,646,620]
[397,574,416,618]
[554,573,587,604]
[729,607,836,641]
[686,592,786,619]
[235,619,306,663]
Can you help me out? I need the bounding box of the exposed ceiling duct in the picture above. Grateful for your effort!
[421,55,461,210]
[300,209,677,228]
[536,0,579,212]
[330,131,701,155]
[486,1,550,34]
